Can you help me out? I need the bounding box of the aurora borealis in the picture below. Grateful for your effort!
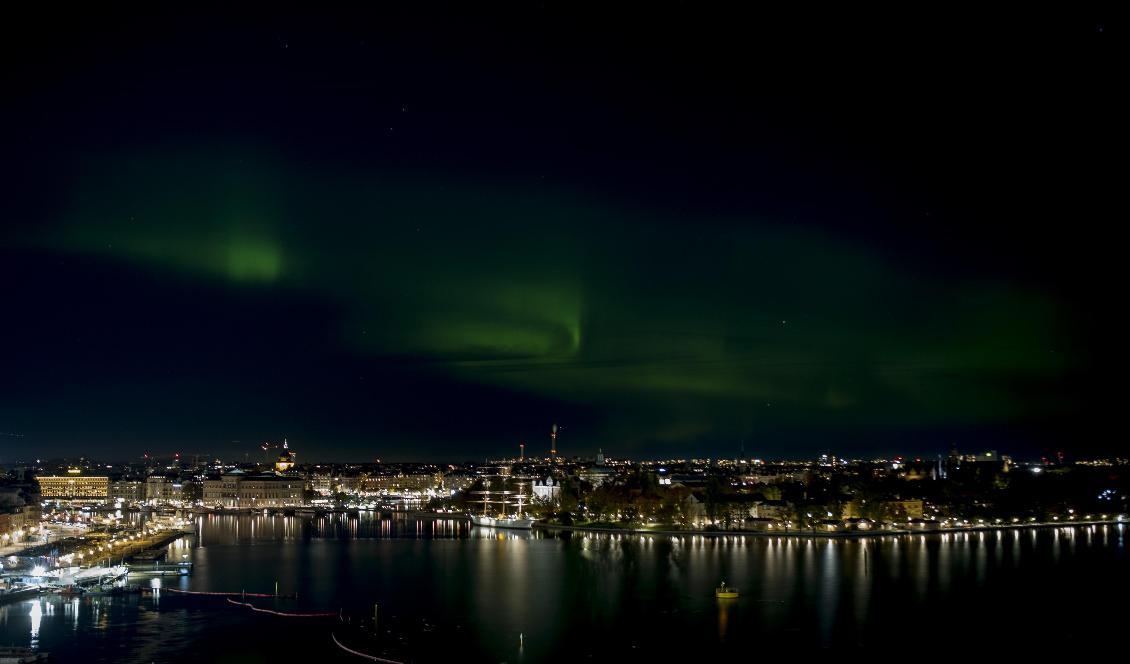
[1,6,1116,460]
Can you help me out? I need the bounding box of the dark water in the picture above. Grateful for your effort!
[1,514,1126,661]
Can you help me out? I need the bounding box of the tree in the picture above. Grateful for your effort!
[704,476,724,525]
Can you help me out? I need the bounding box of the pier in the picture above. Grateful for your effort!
[125,561,193,576]
[60,523,192,569]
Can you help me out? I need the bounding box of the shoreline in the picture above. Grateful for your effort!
[532,518,1125,539]
[24,508,1124,544]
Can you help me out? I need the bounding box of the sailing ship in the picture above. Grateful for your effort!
[469,482,536,530]
[469,514,536,529]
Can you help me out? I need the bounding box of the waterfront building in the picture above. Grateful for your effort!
[202,469,243,506]
[683,494,707,526]
[439,472,477,493]
[817,518,845,532]
[109,480,145,503]
[532,475,561,503]
[843,517,875,531]
[880,499,924,520]
[309,472,335,496]
[234,475,303,507]
[145,475,181,505]
[37,471,110,502]
[202,468,304,508]
[310,472,371,497]
[361,473,441,495]
[335,475,365,494]
[751,500,792,521]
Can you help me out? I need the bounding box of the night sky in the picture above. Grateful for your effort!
[1,6,1118,462]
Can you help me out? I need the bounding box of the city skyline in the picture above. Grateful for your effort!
[0,7,1122,661]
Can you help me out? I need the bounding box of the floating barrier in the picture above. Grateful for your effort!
[164,588,296,599]
[224,598,336,617]
[331,632,404,663]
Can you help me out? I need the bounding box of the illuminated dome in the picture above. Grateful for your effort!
[274,440,296,472]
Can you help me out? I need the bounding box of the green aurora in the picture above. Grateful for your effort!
[29,148,1082,448]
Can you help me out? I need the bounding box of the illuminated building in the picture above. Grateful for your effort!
[202,469,303,508]
[200,440,304,507]
[751,500,791,521]
[360,473,441,494]
[145,475,181,505]
[110,480,144,503]
[532,475,561,503]
[275,439,296,472]
[36,470,110,502]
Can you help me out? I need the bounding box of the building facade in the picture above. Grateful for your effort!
[145,476,181,505]
[360,473,441,495]
[532,475,561,503]
[37,473,110,501]
[0,508,32,548]
[109,480,145,503]
[202,470,304,508]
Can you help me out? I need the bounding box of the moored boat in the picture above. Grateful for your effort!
[470,514,535,530]
[715,582,739,599]
[469,479,535,530]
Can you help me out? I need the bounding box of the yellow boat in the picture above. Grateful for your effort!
[715,582,739,599]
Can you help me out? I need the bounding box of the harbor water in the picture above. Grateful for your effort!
[1,514,1126,661]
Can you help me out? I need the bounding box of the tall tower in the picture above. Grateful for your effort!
[550,423,558,462]
[519,441,525,462]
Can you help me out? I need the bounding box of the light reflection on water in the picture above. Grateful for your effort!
[0,517,1125,661]
[28,600,41,646]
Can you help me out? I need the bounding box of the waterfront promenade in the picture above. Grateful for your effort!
[533,517,1126,539]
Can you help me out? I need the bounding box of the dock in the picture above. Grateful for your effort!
[0,586,43,605]
[124,561,193,576]
[44,520,194,573]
